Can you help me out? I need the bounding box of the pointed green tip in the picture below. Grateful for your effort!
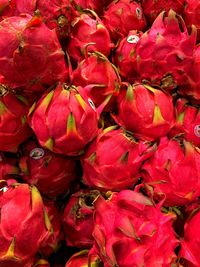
[67,112,77,135]
[125,84,134,101]
[44,138,54,151]
[153,105,165,124]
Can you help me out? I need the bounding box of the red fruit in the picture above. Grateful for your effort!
[113,30,142,83]
[40,200,64,256]
[63,190,101,248]
[169,98,200,147]
[180,209,200,266]
[0,0,36,18]
[0,183,53,266]
[141,0,185,25]
[178,45,200,104]
[103,0,146,42]
[0,152,19,179]
[0,14,69,92]
[0,85,31,152]
[65,250,101,267]
[67,11,112,65]
[141,137,200,206]
[135,10,196,91]
[28,83,99,156]
[72,52,121,108]
[71,0,104,15]
[19,140,76,197]
[184,0,200,42]
[90,190,179,266]
[82,126,155,191]
[36,0,76,39]
[115,83,175,141]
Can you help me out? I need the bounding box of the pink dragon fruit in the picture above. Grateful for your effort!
[178,44,200,104]
[0,152,19,179]
[71,0,104,16]
[179,208,200,266]
[0,14,69,93]
[135,9,196,91]
[115,83,175,141]
[0,182,53,267]
[35,0,76,39]
[82,126,155,191]
[0,0,36,18]
[28,83,99,156]
[169,98,200,147]
[40,200,64,257]
[67,11,112,65]
[72,52,121,108]
[141,137,200,206]
[19,140,76,197]
[90,190,179,266]
[65,250,102,267]
[0,85,31,152]
[63,190,101,248]
[141,0,185,25]
[103,0,146,42]
[113,30,143,83]
[184,0,200,42]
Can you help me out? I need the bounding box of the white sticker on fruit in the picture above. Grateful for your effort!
[0,187,8,193]
[30,148,45,159]
[194,125,200,137]
[88,98,96,111]
[127,35,140,44]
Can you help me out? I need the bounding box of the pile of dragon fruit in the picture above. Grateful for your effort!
[1,0,200,266]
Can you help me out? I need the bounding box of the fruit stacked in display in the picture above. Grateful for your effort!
[1,1,200,266]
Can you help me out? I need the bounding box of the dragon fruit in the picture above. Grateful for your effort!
[178,44,200,104]
[0,85,31,152]
[179,208,200,266]
[67,11,112,65]
[184,0,200,42]
[72,52,121,108]
[65,250,102,267]
[0,0,36,18]
[19,140,76,197]
[0,182,53,267]
[82,126,155,191]
[0,14,69,93]
[90,190,179,266]
[63,190,101,248]
[0,152,19,179]
[169,98,200,147]
[135,9,196,91]
[141,0,185,25]
[40,200,63,257]
[103,0,146,42]
[141,137,200,206]
[71,0,104,16]
[28,83,99,156]
[115,83,175,141]
[113,30,142,83]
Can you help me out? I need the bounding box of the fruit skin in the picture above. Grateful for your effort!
[113,30,142,83]
[67,11,112,65]
[115,83,175,141]
[141,0,185,25]
[0,0,36,18]
[72,52,121,108]
[63,190,100,248]
[141,137,200,206]
[135,9,196,91]
[71,0,105,16]
[103,0,146,42]
[178,44,200,104]
[28,83,99,156]
[184,0,200,42]
[0,14,69,93]
[90,190,179,267]
[179,208,200,266]
[0,85,31,152]
[19,140,76,198]
[82,126,156,191]
[65,250,102,267]
[0,183,53,267]
[169,98,200,147]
